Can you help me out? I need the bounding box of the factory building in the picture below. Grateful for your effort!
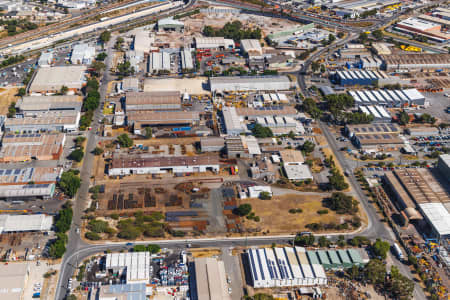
[200,137,225,152]
[125,91,181,111]
[0,263,29,300]
[98,283,147,300]
[133,30,154,53]
[246,247,327,288]
[29,66,87,94]
[127,111,200,135]
[16,95,83,114]
[394,17,450,43]
[0,133,65,162]
[109,155,220,176]
[406,126,440,137]
[437,154,450,182]
[372,43,391,55]
[105,252,151,284]
[236,106,297,120]
[256,116,304,135]
[209,76,292,92]
[222,106,246,135]
[384,168,450,239]
[181,48,194,71]
[38,52,53,67]
[337,48,371,59]
[190,257,231,300]
[70,43,96,65]
[334,70,390,86]
[195,37,234,50]
[240,39,263,56]
[358,105,391,123]
[157,17,184,32]
[345,123,403,151]
[121,77,140,92]
[4,111,80,133]
[126,50,144,73]
[148,52,171,73]
[348,89,426,107]
[360,57,382,69]
[0,166,62,200]
[225,135,261,158]
[380,53,450,72]
[0,214,53,233]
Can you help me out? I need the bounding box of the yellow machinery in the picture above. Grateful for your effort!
[400,45,422,52]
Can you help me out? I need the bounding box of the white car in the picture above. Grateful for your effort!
[228,287,232,294]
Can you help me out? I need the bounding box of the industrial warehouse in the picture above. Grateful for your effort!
[334,70,390,86]
[28,65,87,94]
[4,111,80,133]
[209,76,293,92]
[125,91,181,111]
[383,166,450,240]
[127,111,200,135]
[15,95,83,114]
[380,53,450,71]
[0,133,65,162]
[246,247,367,288]
[348,89,426,107]
[108,155,220,176]
[0,166,62,200]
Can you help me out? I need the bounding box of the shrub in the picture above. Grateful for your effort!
[85,231,101,240]
[317,209,329,215]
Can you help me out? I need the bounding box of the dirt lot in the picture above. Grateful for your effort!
[143,77,209,94]
[0,87,18,115]
[239,194,348,234]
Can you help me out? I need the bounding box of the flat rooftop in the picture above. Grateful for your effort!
[29,66,87,91]
[393,168,450,204]
[127,111,200,125]
[126,91,181,105]
[347,123,401,135]
[236,106,297,117]
[111,155,220,169]
[0,167,62,184]
[380,53,450,66]
[5,111,79,126]
[17,95,82,111]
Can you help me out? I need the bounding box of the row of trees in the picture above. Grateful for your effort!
[48,203,73,258]
[80,78,101,130]
[203,21,261,42]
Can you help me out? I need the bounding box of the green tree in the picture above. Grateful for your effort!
[337,32,345,38]
[301,140,315,154]
[347,265,360,280]
[147,244,161,253]
[387,265,414,299]
[234,204,252,216]
[144,127,152,139]
[58,171,81,197]
[399,110,410,125]
[251,123,273,138]
[100,31,111,44]
[93,147,103,155]
[359,32,369,43]
[372,239,390,259]
[69,148,84,162]
[300,98,322,119]
[90,61,105,76]
[60,85,69,95]
[363,259,386,284]
[372,29,384,41]
[294,234,315,246]
[96,52,107,61]
[7,102,16,117]
[318,236,331,247]
[259,191,272,200]
[328,192,358,214]
[85,231,101,240]
[328,169,349,191]
[311,61,320,72]
[328,33,336,44]
[117,134,133,147]
[325,94,354,121]
[18,87,26,96]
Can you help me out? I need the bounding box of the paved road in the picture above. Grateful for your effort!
[54,34,116,300]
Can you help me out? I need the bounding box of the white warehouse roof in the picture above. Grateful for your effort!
[0,214,53,233]
[419,203,450,239]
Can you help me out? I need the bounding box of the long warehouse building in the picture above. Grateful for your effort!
[247,247,327,288]
[348,88,425,107]
[209,76,292,92]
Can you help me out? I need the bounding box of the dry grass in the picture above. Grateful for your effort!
[314,135,328,146]
[190,248,221,258]
[0,87,18,115]
[240,194,345,234]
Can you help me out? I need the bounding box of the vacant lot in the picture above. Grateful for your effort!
[0,87,18,115]
[240,194,346,234]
